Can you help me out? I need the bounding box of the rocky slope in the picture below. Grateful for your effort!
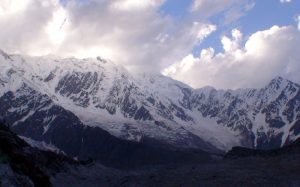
[0,49,299,158]
[0,121,78,187]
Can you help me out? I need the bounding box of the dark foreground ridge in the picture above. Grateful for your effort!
[225,138,300,159]
[0,121,80,186]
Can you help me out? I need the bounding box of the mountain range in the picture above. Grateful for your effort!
[0,49,299,163]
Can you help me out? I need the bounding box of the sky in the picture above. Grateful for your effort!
[0,0,300,89]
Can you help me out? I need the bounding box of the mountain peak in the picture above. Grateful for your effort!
[271,76,284,82]
[196,85,216,95]
[266,76,288,90]
[266,76,299,91]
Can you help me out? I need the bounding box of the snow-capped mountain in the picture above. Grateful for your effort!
[0,50,299,158]
[194,77,300,149]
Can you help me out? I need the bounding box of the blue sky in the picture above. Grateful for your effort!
[160,0,193,19]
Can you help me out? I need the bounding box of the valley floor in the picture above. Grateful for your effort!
[52,153,300,187]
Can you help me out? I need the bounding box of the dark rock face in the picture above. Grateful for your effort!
[134,106,153,121]
[0,84,52,127]
[291,120,300,135]
[177,85,192,110]
[170,103,193,122]
[55,71,102,107]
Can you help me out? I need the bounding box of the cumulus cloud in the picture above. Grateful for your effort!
[163,26,300,89]
[221,29,243,52]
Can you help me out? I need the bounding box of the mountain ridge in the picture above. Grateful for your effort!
[0,50,299,158]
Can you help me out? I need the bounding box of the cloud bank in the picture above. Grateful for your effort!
[0,0,217,72]
[0,0,299,89]
[164,26,300,89]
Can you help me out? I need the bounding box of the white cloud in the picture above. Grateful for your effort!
[221,29,242,52]
[0,0,218,73]
[59,0,217,72]
[297,15,300,30]
[0,0,31,15]
[110,0,164,11]
[280,0,292,3]
[222,2,255,25]
[0,0,60,55]
[45,6,68,45]
[191,0,236,15]
[190,0,255,28]
[191,0,254,20]
[195,22,217,41]
[163,26,300,89]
